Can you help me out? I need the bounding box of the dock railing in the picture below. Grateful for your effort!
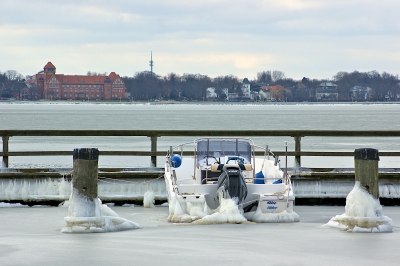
[2,129,400,169]
[1,129,400,202]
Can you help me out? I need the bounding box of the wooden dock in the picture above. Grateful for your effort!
[1,130,400,204]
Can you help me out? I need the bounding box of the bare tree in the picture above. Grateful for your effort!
[86,71,108,76]
[5,70,24,81]
[212,75,240,92]
[256,71,272,84]
[272,70,285,82]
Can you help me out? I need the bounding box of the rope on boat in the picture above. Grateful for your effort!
[237,198,259,206]
[97,174,164,185]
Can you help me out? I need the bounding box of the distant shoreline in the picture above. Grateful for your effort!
[1,100,399,106]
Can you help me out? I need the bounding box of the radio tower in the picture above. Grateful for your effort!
[149,51,154,77]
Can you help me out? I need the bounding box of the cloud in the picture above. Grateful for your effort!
[1,0,399,79]
[274,0,325,10]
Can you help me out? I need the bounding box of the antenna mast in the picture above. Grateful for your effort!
[149,51,154,77]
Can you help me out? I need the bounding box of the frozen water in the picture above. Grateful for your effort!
[294,181,400,199]
[0,202,28,208]
[186,201,209,217]
[0,176,167,201]
[167,195,195,223]
[0,177,71,201]
[143,190,155,208]
[325,181,393,232]
[61,188,140,233]
[1,161,7,173]
[2,205,400,266]
[167,188,299,224]
[245,206,300,223]
[167,194,250,225]
[193,197,247,225]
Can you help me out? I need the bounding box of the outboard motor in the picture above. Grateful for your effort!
[216,164,248,205]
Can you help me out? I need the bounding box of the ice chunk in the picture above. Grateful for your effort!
[246,206,300,223]
[167,196,194,223]
[325,181,393,232]
[143,190,155,208]
[193,198,247,225]
[62,188,140,233]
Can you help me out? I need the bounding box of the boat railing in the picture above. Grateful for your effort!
[1,129,400,171]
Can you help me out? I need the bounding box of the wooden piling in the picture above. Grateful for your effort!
[294,136,301,167]
[150,136,157,167]
[72,148,99,200]
[354,148,379,198]
[2,135,9,167]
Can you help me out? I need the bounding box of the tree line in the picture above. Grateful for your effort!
[122,70,400,101]
[0,70,26,98]
[1,69,399,101]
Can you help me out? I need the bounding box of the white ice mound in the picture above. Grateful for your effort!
[325,181,393,233]
[167,195,195,223]
[143,190,155,208]
[245,206,300,223]
[193,198,247,225]
[61,189,140,233]
[0,202,28,208]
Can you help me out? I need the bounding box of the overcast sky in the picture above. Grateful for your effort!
[1,0,399,80]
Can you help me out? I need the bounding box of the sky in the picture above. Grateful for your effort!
[1,0,399,81]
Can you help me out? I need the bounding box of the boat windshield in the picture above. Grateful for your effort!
[197,139,251,164]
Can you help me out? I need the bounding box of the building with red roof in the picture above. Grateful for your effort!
[35,62,127,100]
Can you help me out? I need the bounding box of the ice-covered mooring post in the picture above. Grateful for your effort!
[354,148,379,198]
[62,148,139,233]
[72,148,99,203]
[325,148,393,232]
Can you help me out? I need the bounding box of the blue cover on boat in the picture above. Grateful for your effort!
[254,171,265,184]
[273,179,282,184]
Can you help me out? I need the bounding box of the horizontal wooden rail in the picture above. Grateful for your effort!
[2,130,400,168]
[1,151,400,157]
[2,129,400,137]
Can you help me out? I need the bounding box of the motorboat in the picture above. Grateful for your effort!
[164,138,299,224]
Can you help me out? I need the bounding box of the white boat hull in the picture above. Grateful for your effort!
[164,138,299,223]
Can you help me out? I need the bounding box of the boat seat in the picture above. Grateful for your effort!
[245,178,254,184]
[201,169,220,184]
[210,163,252,172]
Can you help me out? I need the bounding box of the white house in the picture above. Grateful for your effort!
[258,88,271,101]
[206,87,217,99]
[350,86,373,101]
[316,82,338,100]
[242,78,251,98]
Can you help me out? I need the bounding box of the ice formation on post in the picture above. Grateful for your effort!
[325,181,393,232]
[1,161,7,173]
[61,188,140,233]
[143,190,155,208]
